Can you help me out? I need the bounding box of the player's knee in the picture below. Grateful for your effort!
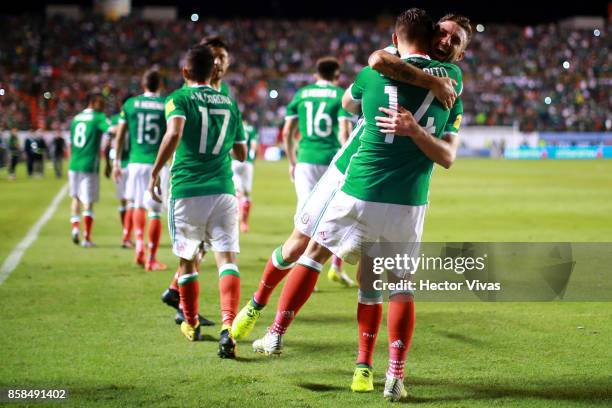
[280,230,308,260]
[215,251,237,266]
[179,258,197,273]
[305,241,332,264]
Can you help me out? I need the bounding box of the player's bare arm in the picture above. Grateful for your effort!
[112,121,128,183]
[368,50,457,110]
[232,140,248,162]
[338,119,353,145]
[148,117,185,202]
[282,117,299,181]
[103,138,112,179]
[376,105,459,169]
[341,88,361,114]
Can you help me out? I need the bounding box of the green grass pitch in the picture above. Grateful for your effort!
[0,159,611,407]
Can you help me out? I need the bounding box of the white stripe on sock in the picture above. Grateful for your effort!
[297,256,323,272]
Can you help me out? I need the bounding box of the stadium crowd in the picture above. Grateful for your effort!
[1,15,610,132]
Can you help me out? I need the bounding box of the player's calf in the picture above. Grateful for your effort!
[70,214,80,245]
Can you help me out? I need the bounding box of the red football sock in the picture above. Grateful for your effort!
[219,264,241,327]
[178,271,199,326]
[241,199,251,224]
[270,257,322,335]
[169,270,179,291]
[387,298,415,379]
[332,255,343,270]
[122,208,134,241]
[83,211,94,241]
[357,302,383,367]
[147,215,162,262]
[253,246,295,306]
[133,208,147,254]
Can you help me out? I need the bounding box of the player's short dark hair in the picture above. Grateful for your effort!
[200,36,229,52]
[316,57,340,81]
[395,8,434,47]
[438,14,473,44]
[86,91,103,105]
[142,69,161,92]
[184,44,215,82]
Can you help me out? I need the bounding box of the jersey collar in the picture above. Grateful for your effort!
[189,83,212,89]
[83,108,93,112]
[143,91,160,97]
[402,52,431,60]
[315,80,332,86]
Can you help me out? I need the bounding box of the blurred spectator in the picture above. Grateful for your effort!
[24,134,37,177]
[52,132,66,178]
[0,15,609,132]
[7,129,21,180]
[32,132,47,176]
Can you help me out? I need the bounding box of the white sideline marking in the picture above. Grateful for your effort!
[0,183,68,285]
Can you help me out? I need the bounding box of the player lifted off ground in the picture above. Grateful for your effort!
[283,57,353,285]
[232,119,259,232]
[231,35,459,342]
[113,69,167,271]
[252,9,469,402]
[68,92,111,247]
[350,13,470,397]
[148,44,247,358]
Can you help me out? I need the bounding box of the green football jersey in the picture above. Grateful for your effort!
[285,80,353,165]
[243,122,258,163]
[111,114,130,168]
[185,81,231,97]
[219,81,231,97]
[443,98,463,136]
[165,85,246,199]
[69,109,111,173]
[120,93,166,165]
[333,116,365,174]
[342,56,463,206]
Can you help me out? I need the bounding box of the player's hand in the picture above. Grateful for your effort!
[288,163,295,182]
[375,106,420,137]
[112,165,123,184]
[431,76,457,110]
[148,174,162,203]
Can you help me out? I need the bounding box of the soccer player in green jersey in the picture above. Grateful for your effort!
[251,10,472,402]
[283,56,354,285]
[232,120,259,232]
[200,37,232,97]
[159,36,235,327]
[68,92,111,247]
[108,104,132,249]
[147,44,247,358]
[113,69,168,271]
[232,28,461,343]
